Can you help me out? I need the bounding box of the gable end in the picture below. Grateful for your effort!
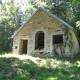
[12,7,73,38]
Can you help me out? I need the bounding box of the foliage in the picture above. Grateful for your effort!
[0,54,80,80]
[71,0,80,37]
[72,0,80,6]
[0,2,21,52]
[0,17,12,51]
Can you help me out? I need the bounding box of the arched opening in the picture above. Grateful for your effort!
[35,31,44,49]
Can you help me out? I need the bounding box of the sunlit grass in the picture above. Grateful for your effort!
[0,53,80,80]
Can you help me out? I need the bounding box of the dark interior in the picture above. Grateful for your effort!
[22,40,28,54]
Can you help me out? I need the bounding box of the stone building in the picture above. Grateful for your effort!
[12,7,79,57]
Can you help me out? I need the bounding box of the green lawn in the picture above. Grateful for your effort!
[0,53,80,80]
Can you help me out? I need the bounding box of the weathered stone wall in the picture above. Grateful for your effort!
[13,10,64,54]
[14,10,64,39]
[50,27,73,58]
[71,30,79,54]
[50,27,79,58]
[13,10,79,57]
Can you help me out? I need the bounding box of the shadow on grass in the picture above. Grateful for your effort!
[0,54,80,80]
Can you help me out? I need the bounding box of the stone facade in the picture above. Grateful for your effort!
[12,8,79,58]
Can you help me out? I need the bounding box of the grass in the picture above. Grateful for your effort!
[0,53,80,80]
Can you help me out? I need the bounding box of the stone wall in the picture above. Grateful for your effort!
[50,27,73,58]
[14,10,64,39]
[13,10,79,58]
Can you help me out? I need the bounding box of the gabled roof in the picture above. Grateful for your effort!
[12,7,73,38]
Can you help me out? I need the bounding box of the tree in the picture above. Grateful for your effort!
[71,0,80,38]
[0,2,21,52]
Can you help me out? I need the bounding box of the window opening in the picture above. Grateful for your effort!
[35,31,44,49]
[53,34,63,44]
